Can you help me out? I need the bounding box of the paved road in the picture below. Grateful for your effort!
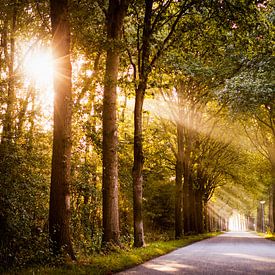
[117,232,275,274]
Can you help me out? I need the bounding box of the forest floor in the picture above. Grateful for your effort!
[117,231,275,274]
[4,232,219,274]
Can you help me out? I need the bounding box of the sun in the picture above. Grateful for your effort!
[22,44,54,130]
[23,45,54,111]
[24,47,53,87]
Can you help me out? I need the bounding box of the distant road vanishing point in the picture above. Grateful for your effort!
[117,232,275,274]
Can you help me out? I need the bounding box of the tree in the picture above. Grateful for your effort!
[175,88,184,238]
[214,0,274,228]
[127,0,201,247]
[48,0,75,259]
[1,2,17,144]
[154,0,269,235]
[219,56,275,231]
[102,0,128,246]
[0,1,53,267]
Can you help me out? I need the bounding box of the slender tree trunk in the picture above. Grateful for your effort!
[209,204,214,232]
[256,204,261,232]
[208,206,211,231]
[102,0,128,246]
[189,182,196,233]
[49,0,75,259]
[183,134,192,235]
[204,201,209,232]
[132,0,153,248]
[16,84,33,140]
[198,193,204,233]
[120,89,128,123]
[0,5,18,254]
[195,190,204,233]
[183,170,190,234]
[175,91,184,239]
[182,97,193,235]
[269,143,275,232]
[133,84,145,247]
[270,186,274,232]
[27,82,36,150]
[175,158,183,238]
[1,9,16,144]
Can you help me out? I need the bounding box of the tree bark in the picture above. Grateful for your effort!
[188,182,197,233]
[49,0,75,259]
[208,206,212,232]
[175,153,183,238]
[132,0,153,248]
[204,201,209,232]
[195,189,204,233]
[175,86,184,238]
[102,0,128,246]
[256,204,261,232]
[133,84,145,247]
[183,132,192,234]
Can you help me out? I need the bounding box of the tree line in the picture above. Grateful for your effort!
[0,0,274,268]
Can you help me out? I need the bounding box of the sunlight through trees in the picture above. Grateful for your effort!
[0,0,274,270]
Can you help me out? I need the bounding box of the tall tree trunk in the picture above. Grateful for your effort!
[195,189,204,233]
[204,201,209,232]
[183,127,192,235]
[175,159,183,238]
[182,95,193,235]
[102,0,127,246]
[256,204,261,232]
[120,89,128,123]
[183,166,190,234]
[208,204,214,232]
[208,206,211,231]
[132,0,193,245]
[175,87,184,238]
[27,82,36,150]
[270,187,274,232]
[189,182,196,233]
[0,4,17,254]
[132,0,153,248]
[133,84,145,247]
[1,9,16,144]
[49,0,75,259]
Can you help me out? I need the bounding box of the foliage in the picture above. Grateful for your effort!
[16,232,220,275]
[265,232,275,241]
[0,135,51,268]
[70,64,103,254]
[0,0,273,270]
[217,57,275,115]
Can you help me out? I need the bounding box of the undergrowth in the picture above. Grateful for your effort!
[264,233,275,241]
[8,232,220,275]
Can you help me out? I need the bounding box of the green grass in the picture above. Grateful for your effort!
[264,233,275,241]
[257,231,275,241]
[10,232,220,275]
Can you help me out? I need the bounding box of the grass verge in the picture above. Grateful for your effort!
[264,233,275,241]
[12,232,221,275]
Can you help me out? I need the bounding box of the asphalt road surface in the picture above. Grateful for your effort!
[117,232,275,274]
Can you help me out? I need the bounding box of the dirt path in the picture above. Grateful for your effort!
[117,232,275,274]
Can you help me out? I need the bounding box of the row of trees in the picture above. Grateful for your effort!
[0,0,274,267]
